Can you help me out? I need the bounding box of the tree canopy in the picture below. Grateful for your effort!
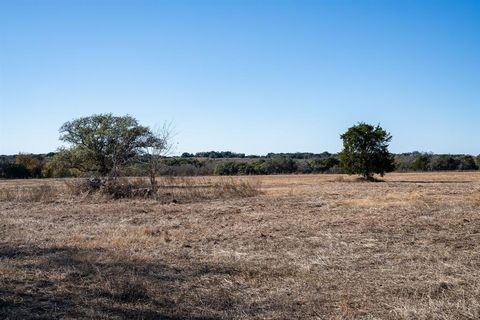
[59,114,156,176]
[339,123,395,180]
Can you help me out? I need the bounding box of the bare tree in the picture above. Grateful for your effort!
[144,122,175,197]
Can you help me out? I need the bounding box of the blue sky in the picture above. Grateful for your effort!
[1,0,479,155]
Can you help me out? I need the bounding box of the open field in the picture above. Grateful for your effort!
[1,173,480,319]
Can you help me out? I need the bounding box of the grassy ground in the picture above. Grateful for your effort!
[1,173,480,319]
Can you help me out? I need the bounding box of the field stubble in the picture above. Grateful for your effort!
[1,172,480,319]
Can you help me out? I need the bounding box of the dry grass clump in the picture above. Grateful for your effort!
[0,184,59,202]
[154,176,262,202]
[215,178,261,198]
[0,176,261,203]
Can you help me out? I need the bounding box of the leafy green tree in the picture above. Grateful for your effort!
[59,114,154,177]
[339,123,395,180]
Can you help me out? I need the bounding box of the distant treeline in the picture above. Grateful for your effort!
[1,151,479,179]
[394,152,479,172]
[181,151,333,159]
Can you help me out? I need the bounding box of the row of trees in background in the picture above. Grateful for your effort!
[0,153,49,179]
[181,151,334,159]
[395,153,479,171]
[1,115,480,180]
[2,151,480,179]
[181,151,247,158]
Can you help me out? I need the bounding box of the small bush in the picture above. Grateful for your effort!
[103,179,152,199]
[64,178,103,196]
[65,177,152,199]
[214,178,262,198]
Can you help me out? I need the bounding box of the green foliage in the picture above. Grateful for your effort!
[2,148,479,180]
[394,153,479,172]
[339,123,395,179]
[0,162,30,178]
[457,155,478,170]
[426,155,478,171]
[181,152,194,158]
[308,157,340,173]
[195,151,245,158]
[258,157,297,174]
[15,154,44,178]
[214,162,241,175]
[411,154,431,171]
[266,152,332,159]
[0,154,45,178]
[214,157,297,175]
[429,155,458,171]
[42,149,85,178]
[59,114,155,176]
[162,157,202,167]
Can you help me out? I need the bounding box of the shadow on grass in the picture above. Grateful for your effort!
[0,244,249,319]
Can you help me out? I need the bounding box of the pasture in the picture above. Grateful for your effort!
[1,173,479,319]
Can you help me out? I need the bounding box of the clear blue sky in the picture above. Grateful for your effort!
[1,0,479,155]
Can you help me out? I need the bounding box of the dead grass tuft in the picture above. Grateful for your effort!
[0,176,262,203]
[0,184,58,202]
[213,177,262,198]
[152,176,262,203]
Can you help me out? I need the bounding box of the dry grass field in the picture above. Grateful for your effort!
[1,173,480,319]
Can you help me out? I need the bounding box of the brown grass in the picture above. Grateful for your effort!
[0,176,262,203]
[1,172,480,319]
